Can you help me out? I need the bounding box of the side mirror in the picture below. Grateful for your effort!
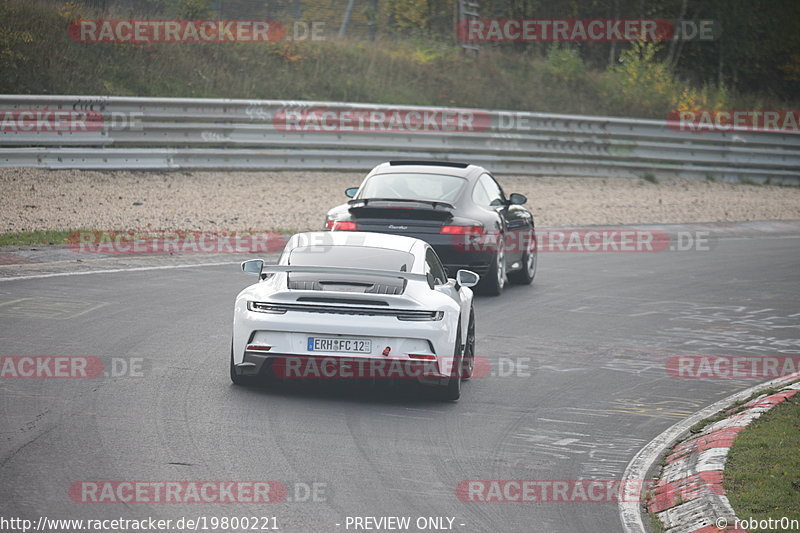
[456,269,480,288]
[345,187,359,198]
[241,259,264,276]
[509,193,527,205]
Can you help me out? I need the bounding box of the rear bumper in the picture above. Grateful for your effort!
[232,300,460,382]
[235,352,449,385]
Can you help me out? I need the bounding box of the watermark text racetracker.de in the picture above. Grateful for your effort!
[456,479,652,502]
[266,355,531,380]
[668,109,800,133]
[68,479,326,503]
[67,19,326,43]
[666,355,800,379]
[456,18,715,42]
[453,228,712,253]
[67,230,288,254]
[0,109,143,132]
[70,481,285,503]
[273,107,491,133]
[0,356,145,379]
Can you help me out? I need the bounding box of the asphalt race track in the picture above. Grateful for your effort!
[1,226,799,533]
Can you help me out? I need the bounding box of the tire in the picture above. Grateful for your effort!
[508,234,537,285]
[436,329,462,401]
[476,240,505,296]
[230,343,255,386]
[461,310,475,379]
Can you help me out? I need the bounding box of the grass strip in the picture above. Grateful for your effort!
[0,230,73,246]
[723,393,800,532]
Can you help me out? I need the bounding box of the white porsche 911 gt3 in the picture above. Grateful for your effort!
[231,231,478,400]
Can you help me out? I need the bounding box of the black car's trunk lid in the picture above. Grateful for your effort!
[348,198,453,235]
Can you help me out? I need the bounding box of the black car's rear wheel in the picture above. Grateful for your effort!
[508,235,537,285]
[477,240,505,296]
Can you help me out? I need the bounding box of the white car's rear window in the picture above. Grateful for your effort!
[289,245,413,272]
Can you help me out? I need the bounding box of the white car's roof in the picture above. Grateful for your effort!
[286,231,423,254]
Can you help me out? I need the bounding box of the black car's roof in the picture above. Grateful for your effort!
[369,160,487,181]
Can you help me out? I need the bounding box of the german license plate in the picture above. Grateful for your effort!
[307,337,371,353]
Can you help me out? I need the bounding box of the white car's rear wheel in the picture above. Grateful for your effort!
[461,310,475,379]
[230,342,256,386]
[436,329,462,401]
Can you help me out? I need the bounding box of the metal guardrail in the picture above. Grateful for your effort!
[1,95,798,183]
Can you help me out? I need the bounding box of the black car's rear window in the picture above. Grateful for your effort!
[289,245,413,271]
[359,173,465,203]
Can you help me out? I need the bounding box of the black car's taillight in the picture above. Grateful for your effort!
[440,224,484,235]
[326,220,358,230]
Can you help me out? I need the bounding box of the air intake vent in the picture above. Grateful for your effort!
[296,297,389,306]
[249,301,442,320]
[288,274,405,294]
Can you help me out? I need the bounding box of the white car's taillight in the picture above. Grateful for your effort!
[247,301,287,314]
[397,311,444,321]
[408,354,437,361]
[246,344,272,352]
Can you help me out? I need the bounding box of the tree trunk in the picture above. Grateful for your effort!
[666,0,688,67]
[339,0,357,38]
[608,0,620,66]
[368,0,379,41]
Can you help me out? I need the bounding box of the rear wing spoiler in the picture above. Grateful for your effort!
[244,262,428,283]
[347,198,455,210]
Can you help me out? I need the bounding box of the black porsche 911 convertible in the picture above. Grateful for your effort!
[324,160,537,296]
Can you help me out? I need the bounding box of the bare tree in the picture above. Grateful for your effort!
[666,0,688,68]
[339,0,357,37]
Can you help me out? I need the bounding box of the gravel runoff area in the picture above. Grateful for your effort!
[2,168,800,233]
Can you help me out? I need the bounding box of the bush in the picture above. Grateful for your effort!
[603,41,676,116]
[544,46,585,85]
[603,41,730,118]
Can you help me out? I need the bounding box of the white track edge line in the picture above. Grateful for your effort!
[0,261,240,282]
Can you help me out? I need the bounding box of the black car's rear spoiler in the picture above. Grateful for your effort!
[388,160,469,169]
[347,198,455,210]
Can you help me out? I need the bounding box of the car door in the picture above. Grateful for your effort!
[425,246,453,294]
[425,247,470,338]
[477,173,525,266]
